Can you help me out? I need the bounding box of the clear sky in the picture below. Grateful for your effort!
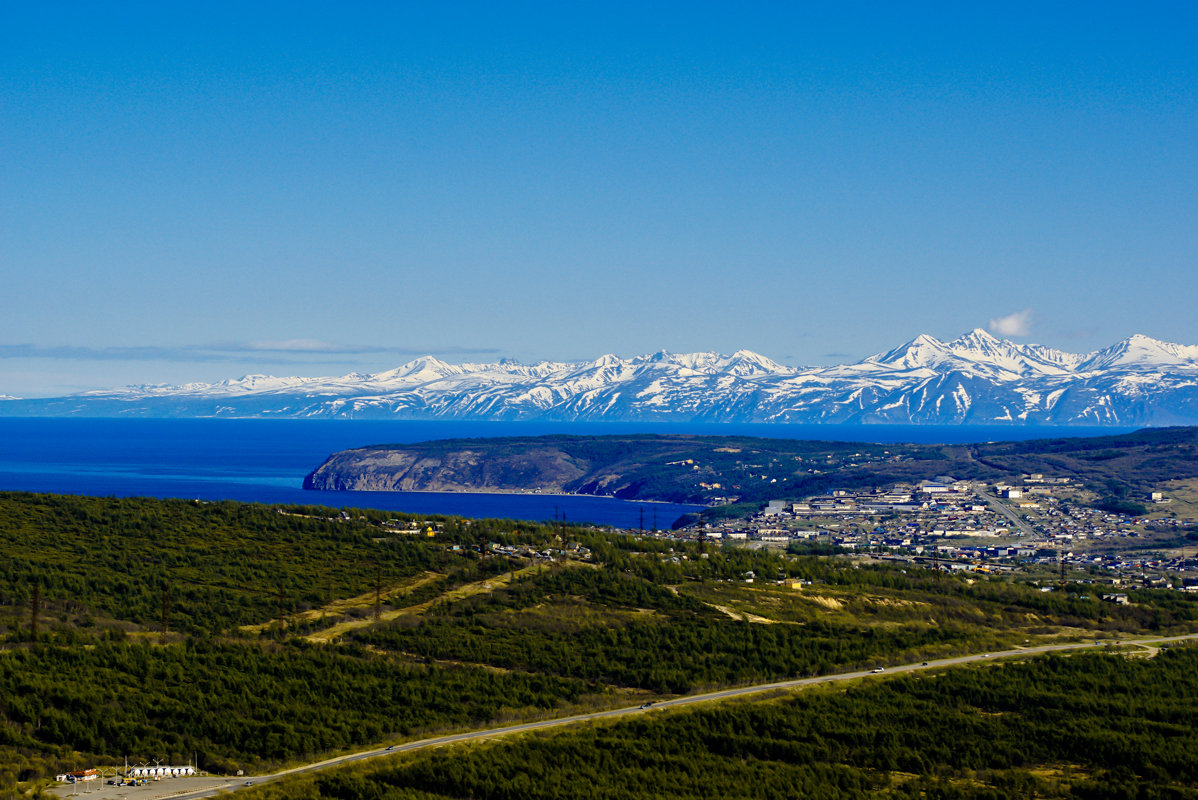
[3,2,1196,396]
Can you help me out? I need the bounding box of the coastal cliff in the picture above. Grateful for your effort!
[303,433,923,506]
[304,440,591,495]
[303,428,1198,508]
[301,434,828,504]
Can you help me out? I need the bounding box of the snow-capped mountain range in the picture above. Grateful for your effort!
[5,330,1198,425]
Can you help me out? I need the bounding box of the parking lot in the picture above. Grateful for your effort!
[48,776,244,800]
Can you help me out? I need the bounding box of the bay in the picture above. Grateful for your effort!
[0,418,1136,528]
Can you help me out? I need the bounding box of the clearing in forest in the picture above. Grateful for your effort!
[305,564,542,643]
[239,571,444,635]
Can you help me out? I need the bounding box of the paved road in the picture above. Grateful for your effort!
[979,489,1040,539]
[56,632,1198,800]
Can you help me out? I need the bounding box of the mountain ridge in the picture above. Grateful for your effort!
[5,331,1198,425]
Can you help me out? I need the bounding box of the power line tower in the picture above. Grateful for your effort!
[29,580,39,644]
[374,565,382,622]
[160,582,171,645]
[274,583,287,639]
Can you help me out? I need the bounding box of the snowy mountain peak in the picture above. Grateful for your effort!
[861,330,1086,378]
[218,375,305,392]
[393,356,459,378]
[947,329,1013,357]
[868,334,952,370]
[1080,335,1198,371]
[722,349,789,376]
[946,330,1065,376]
[7,332,1198,426]
[960,328,999,343]
[591,354,623,368]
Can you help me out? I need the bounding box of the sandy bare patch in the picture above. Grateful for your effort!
[306,565,540,643]
[707,603,778,623]
[240,571,444,635]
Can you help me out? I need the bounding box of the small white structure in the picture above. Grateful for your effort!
[127,765,196,779]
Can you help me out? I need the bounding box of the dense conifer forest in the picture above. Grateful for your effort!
[236,647,1198,800]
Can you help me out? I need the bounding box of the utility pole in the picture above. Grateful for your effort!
[29,580,39,644]
[274,582,288,639]
[160,583,170,645]
[374,565,382,622]
[639,507,644,533]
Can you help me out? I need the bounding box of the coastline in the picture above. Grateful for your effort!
[302,484,703,507]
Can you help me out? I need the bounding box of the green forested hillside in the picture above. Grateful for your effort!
[0,639,592,776]
[0,492,495,636]
[1,491,1196,797]
[236,645,1198,800]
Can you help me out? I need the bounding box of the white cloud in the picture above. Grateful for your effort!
[0,342,500,362]
[246,338,343,353]
[988,309,1034,337]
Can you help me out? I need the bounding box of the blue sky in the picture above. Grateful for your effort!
[3,2,1196,396]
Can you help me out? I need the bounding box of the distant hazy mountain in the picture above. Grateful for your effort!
[5,330,1198,425]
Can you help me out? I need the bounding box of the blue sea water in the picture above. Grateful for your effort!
[0,418,1137,528]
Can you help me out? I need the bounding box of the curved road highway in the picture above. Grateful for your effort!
[139,633,1198,800]
[977,489,1040,539]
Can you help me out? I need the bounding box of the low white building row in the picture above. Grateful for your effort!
[127,765,197,778]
